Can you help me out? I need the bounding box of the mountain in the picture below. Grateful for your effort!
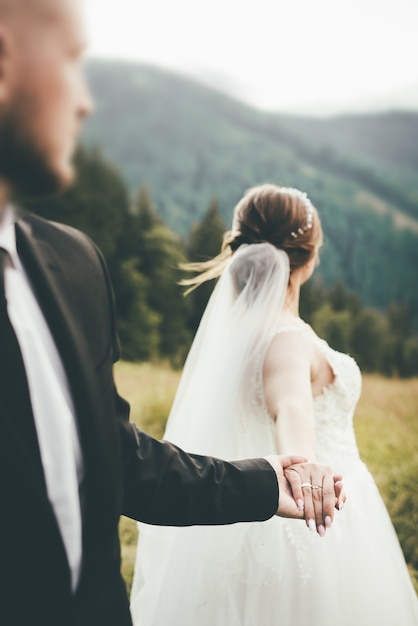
[82,59,418,326]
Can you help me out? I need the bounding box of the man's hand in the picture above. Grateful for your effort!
[264,456,346,536]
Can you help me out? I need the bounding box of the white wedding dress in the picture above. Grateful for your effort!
[130,245,418,626]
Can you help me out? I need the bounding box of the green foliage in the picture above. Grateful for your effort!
[312,303,351,353]
[185,198,226,332]
[114,260,161,361]
[307,283,418,377]
[134,186,161,231]
[130,189,192,365]
[349,309,389,372]
[186,198,226,261]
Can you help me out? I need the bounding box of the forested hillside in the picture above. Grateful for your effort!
[82,59,418,329]
[19,146,418,375]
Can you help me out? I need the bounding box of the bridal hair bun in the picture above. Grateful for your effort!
[230,184,322,272]
[180,183,322,292]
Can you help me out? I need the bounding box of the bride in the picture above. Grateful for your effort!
[130,184,418,625]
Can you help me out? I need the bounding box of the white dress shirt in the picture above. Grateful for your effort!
[0,207,84,592]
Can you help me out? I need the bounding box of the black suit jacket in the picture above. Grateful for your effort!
[0,213,278,626]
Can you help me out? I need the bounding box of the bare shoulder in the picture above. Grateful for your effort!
[264,327,315,375]
[263,327,316,421]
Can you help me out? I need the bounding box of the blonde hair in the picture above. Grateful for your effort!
[181,183,322,293]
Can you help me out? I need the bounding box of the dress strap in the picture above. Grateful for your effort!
[270,324,331,355]
[272,325,305,334]
[270,324,311,338]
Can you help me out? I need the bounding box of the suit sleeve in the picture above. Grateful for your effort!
[95,241,279,526]
[116,392,279,525]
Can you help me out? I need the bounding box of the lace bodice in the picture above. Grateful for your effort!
[252,326,363,473]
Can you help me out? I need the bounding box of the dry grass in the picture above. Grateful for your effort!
[354,375,418,593]
[114,361,181,592]
[114,360,181,439]
[355,376,418,484]
[116,363,418,595]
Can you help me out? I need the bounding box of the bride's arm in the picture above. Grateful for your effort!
[263,331,317,460]
[263,331,344,534]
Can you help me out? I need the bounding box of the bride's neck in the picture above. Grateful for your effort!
[283,275,302,318]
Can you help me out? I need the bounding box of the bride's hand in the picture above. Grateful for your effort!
[284,462,346,536]
[264,455,307,520]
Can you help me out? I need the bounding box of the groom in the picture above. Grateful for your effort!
[0,1,343,625]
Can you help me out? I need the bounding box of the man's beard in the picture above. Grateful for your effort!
[0,106,73,198]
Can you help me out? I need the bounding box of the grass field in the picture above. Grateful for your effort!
[114,362,418,595]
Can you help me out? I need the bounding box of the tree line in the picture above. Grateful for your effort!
[19,146,418,376]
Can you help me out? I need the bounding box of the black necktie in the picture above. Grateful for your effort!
[0,247,43,463]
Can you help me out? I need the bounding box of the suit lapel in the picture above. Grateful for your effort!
[15,219,89,373]
[14,216,121,518]
[15,218,100,450]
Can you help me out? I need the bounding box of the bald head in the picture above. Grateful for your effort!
[0,0,50,18]
[0,0,72,14]
[0,0,81,32]
[0,0,85,57]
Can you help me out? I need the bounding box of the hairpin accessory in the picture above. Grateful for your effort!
[282,187,314,239]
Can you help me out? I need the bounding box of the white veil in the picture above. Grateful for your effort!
[130,243,291,625]
[163,242,290,459]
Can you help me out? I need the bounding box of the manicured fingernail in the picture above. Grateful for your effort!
[338,501,344,511]
[325,516,332,528]
[308,519,316,532]
[297,499,304,511]
[318,524,326,537]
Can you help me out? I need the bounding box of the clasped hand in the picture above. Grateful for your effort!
[264,455,345,537]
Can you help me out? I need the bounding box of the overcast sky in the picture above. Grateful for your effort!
[84,0,418,111]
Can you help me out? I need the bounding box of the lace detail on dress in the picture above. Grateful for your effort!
[252,335,275,423]
[251,325,363,472]
[310,335,362,471]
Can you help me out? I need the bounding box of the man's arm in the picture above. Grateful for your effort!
[117,393,279,526]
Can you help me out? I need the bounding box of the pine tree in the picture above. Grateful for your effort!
[185,198,226,332]
[126,187,191,364]
[134,186,162,231]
